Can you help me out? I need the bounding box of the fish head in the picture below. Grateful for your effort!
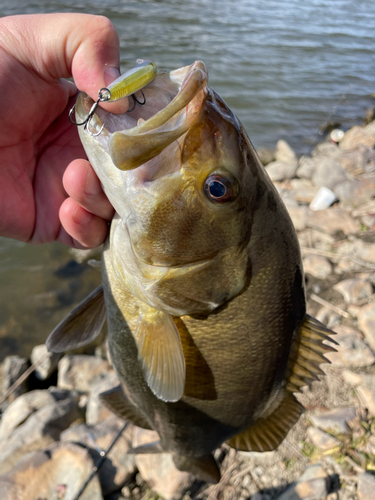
[75,61,260,312]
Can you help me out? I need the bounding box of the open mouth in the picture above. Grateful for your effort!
[74,61,208,172]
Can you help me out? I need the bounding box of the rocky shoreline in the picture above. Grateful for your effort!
[0,115,375,500]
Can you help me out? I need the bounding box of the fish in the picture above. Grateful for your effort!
[47,61,336,483]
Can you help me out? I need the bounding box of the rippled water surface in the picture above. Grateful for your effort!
[1,0,374,359]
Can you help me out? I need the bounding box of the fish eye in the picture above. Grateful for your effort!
[204,174,238,203]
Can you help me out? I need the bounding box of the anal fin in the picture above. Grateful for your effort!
[226,393,303,452]
[173,453,220,484]
[46,285,106,353]
[135,307,186,403]
[100,385,152,430]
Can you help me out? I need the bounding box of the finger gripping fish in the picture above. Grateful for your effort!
[48,60,336,483]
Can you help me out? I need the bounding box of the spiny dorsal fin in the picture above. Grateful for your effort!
[99,385,152,430]
[46,285,106,353]
[135,307,186,403]
[286,314,337,393]
[226,393,303,452]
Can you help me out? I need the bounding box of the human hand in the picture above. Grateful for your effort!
[0,13,128,248]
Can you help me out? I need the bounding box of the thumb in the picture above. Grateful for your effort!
[0,13,127,112]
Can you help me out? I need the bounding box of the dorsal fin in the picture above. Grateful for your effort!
[286,314,337,393]
[226,392,303,452]
[46,285,106,353]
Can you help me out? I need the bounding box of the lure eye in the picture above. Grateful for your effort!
[204,174,238,203]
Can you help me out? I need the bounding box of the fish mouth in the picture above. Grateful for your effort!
[75,61,208,173]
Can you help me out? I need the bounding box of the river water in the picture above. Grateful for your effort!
[0,0,374,359]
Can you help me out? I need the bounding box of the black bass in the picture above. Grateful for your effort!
[47,61,335,483]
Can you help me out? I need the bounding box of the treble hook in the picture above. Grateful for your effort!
[127,90,147,113]
[69,87,111,137]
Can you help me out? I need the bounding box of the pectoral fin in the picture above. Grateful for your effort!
[99,385,152,430]
[135,308,186,403]
[46,285,106,353]
[226,393,303,452]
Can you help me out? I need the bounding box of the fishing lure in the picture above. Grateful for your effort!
[69,60,157,136]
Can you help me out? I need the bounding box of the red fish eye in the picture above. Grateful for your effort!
[204,174,237,203]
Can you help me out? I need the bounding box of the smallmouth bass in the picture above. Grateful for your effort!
[48,61,336,483]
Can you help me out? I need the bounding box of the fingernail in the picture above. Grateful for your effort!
[104,66,120,86]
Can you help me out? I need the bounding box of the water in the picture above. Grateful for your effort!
[0,0,374,360]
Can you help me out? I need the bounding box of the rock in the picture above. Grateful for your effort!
[277,477,328,500]
[356,385,375,416]
[2,356,29,404]
[275,140,298,165]
[334,177,375,207]
[0,390,56,441]
[85,370,120,425]
[132,427,190,500]
[296,156,317,180]
[339,125,375,150]
[315,307,342,330]
[358,302,375,351]
[312,142,341,159]
[306,208,360,235]
[337,144,375,176]
[311,157,348,190]
[336,237,375,264]
[0,396,81,474]
[357,472,375,500]
[333,278,373,304]
[265,161,298,182]
[30,344,61,381]
[0,441,103,500]
[257,146,275,166]
[289,179,319,204]
[306,427,340,451]
[342,370,375,389]
[325,324,375,367]
[61,416,136,495]
[309,407,357,434]
[58,355,111,393]
[287,206,308,231]
[302,255,333,279]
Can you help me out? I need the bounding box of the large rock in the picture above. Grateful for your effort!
[1,356,29,405]
[133,427,190,500]
[296,156,318,180]
[275,139,298,165]
[306,427,340,451]
[306,208,360,235]
[339,125,375,150]
[30,344,61,381]
[0,441,103,500]
[302,255,332,279]
[336,237,375,264]
[58,355,111,392]
[85,370,120,425]
[334,177,375,207]
[265,160,298,182]
[61,416,136,495]
[0,390,56,441]
[333,278,373,304]
[311,157,348,190]
[0,396,81,474]
[276,464,329,500]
